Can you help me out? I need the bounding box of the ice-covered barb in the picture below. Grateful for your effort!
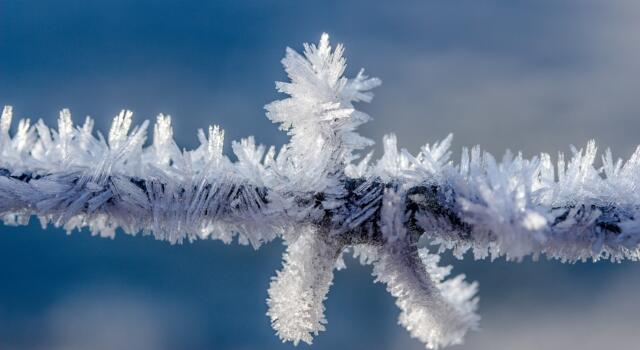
[265,33,380,190]
[266,226,344,345]
[1,33,640,349]
[369,246,479,349]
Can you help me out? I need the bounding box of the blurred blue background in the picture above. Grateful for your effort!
[2,1,640,349]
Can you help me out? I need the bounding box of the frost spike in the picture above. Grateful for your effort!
[58,108,73,160]
[0,106,12,152]
[1,105,12,135]
[207,125,224,162]
[108,109,133,149]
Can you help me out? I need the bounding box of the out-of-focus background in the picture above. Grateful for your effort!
[2,1,640,349]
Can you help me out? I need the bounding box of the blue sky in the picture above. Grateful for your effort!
[2,1,640,349]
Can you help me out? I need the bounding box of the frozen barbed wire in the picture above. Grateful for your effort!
[1,34,639,348]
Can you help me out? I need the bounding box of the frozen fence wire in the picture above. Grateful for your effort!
[1,34,639,348]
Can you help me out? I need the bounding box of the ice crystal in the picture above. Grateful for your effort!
[1,34,639,348]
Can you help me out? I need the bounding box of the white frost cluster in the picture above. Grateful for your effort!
[266,225,343,345]
[265,33,380,180]
[0,34,639,348]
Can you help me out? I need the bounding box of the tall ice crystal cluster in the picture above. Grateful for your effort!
[1,34,640,348]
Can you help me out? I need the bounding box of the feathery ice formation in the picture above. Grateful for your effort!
[1,34,639,348]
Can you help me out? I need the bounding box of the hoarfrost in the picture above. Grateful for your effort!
[1,34,638,348]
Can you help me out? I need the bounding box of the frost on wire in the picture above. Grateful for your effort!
[1,34,639,348]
